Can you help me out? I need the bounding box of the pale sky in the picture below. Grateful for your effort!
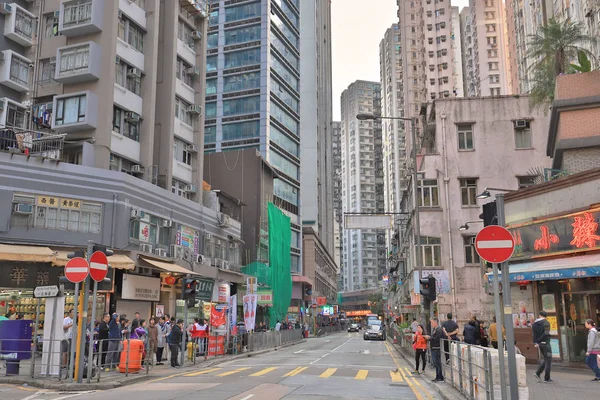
[331,0,470,120]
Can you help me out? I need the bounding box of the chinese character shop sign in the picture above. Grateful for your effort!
[509,208,600,260]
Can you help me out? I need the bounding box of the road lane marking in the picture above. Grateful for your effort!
[240,395,254,400]
[390,370,404,382]
[384,341,424,400]
[184,367,222,376]
[405,368,434,400]
[283,366,308,377]
[250,367,278,376]
[309,352,330,364]
[146,370,191,383]
[319,368,337,378]
[355,369,369,380]
[330,338,352,352]
[294,349,305,354]
[217,367,250,377]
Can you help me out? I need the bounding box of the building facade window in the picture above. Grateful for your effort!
[10,56,29,87]
[63,0,92,27]
[39,58,56,83]
[464,236,480,264]
[271,11,298,49]
[118,14,144,53]
[270,31,299,70]
[274,179,298,205]
[222,96,260,116]
[460,178,478,206]
[271,55,298,91]
[205,125,216,143]
[514,121,532,148]
[172,179,190,199]
[206,55,217,72]
[272,0,298,28]
[271,80,299,112]
[59,45,90,76]
[15,8,34,41]
[205,102,216,119]
[418,179,439,207]
[175,97,193,126]
[176,57,193,86]
[225,1,261,22]
[270,125,299,156]
[225,24,261,45]
[223,71,260,92]
[44,14,59,38]
[55,95,86,126]
[457,124,474,150]
[115,60,142,95]
[270,150,299,179]
[490,87,501,96]
[224,47,260,69]
[518,176,536,189]
[419,236,442,267]
[222,120,259,141]
[6,104,26,128]
[112,106,140,141]
[206,78,217,95]
[173,138,193,165]
[177,19,195,47]
[271,102,298,135]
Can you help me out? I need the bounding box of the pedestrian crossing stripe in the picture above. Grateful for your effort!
[354,369,369,380]
[250,367,279,377]
[319,368,337,378]
[283,366,308,377]
[216,367,250,377]
[184,368,222,377]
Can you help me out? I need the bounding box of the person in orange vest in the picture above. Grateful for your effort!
[413,325,428,374]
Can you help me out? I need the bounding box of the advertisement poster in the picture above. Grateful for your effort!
[317,296,327,306]
[210,304,227,327]
[547,315,558,335]
[243,294,258,332]
[155,305,164,318]
[550,338,561,359]
[121,274,160,301]
[246,277,257,294]
[207,336,225,356]
[218,283,230,303]
[421,270,451,294]
[229,294,237,329]
[541,294,556,313]
[139,221,150,242]
[176,225,200,254]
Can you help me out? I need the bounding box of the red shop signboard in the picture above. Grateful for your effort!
[508,208,600,260]
[207,336,225,356]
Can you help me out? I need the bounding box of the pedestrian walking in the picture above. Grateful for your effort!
[413,325,427,374]
[425,318,444,382]
[148,318,158,366]
[441,313,459,364]
[169,319,184,368]
[532,311,553,383]
[584,319,600,381]
[489,316,505,350]
[463,321,477,345]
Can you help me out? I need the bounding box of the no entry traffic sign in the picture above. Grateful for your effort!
[65,257,89,283]
[475,225,515,263]
[89,251,109,282]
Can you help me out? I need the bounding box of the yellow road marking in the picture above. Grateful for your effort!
[355,369,369,380]
[283,366,308,377]
[390,370,404,382]
[250,366,279,376]
[184,367,222,376]
[405,368,434,400]
[216,367,250,377]
[384,341,424,400]
[146,371,190,383]
[320,368,337,378]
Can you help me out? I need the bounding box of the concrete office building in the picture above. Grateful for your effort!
[300,0,334,258]
[340,81,386,292]
[464,0,512,97]
[204,0,302,273]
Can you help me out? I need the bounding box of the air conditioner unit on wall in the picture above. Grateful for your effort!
[162,220,173,228]
[515,120,527,128]
[154,248,168,257]
[131,164,144,174]
[170,244,184,258]
[139,243,153,253]
[131,209,145,219]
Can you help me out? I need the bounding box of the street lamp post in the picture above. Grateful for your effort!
[458,220,483,231]
[356,113,424,325]
[477,187,518,400]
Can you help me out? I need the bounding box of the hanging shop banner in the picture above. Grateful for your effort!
[256,290,273,306]
[229,294,237,329]
[139,221,151,243]
[176,225,200,254]
[195,278,215,302]
[121,274,161,301]
[421,270,450,294]
[207,335,225,356]
[345,310,372,317]
[210,304,227,327]
[316,296,327,306]
[218,283,230,303]
[508,208,600,260]
[243,294,258,332]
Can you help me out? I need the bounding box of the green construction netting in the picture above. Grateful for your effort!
[267,202,292,328]
[240,261,271,286]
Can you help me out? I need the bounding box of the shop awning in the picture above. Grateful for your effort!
[292,275,313,287]
[0,244,55,263]
[486,253,600,283]
[140,256,195,275]
[52,251,135,270]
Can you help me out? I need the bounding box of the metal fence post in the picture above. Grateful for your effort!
[457,342,463,395]
[468,345,474,399]
[488,349,495,400]
[449,340,454,386]
[125,339,130,377]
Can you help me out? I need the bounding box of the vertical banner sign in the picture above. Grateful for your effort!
[229,294,237,329]
[207,336,225,356]
[218,283,230,303]
[210,305,227,327]
[243,294,258,332]
[246,277,257,294]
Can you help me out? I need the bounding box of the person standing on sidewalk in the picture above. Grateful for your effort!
[489,316,505,350]
[425,318,444,382]
[155,317,168,365]
[442,313,459,364]
[106,313,121,371]
[585,319,600,381]
[413,325,427,374]
[533,311,553,383]
[169,319,183,368]
[98,313,110,368]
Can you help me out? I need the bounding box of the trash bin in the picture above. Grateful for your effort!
[0,320,33,375]
[118,339,144,373]
[187,341,197,360]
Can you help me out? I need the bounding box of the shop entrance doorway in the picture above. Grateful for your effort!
[562,291,600,362]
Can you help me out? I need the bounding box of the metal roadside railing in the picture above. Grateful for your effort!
[315,324,344,337]
[387,326,508,400]
[247,329,303,352]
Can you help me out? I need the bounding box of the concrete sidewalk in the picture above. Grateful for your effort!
[527,364,599,400]
[0,339,306,391]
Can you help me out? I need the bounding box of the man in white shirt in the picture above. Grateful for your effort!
[275,321,281,331]
[62,309,74,368]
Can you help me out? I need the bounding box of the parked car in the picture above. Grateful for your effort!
[348,323,359,332]
[363,320,385,341]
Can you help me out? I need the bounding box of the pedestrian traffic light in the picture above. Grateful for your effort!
[420,276,437,301]
[67,250,85,259]
[479,201,498,226]
[92,245,114,257]
[183,278,198,300]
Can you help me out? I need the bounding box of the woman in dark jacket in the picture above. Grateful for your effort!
[463,320,477,345]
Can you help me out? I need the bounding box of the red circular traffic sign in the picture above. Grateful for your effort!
[65,257,89,283]
[475,225,515,263]
[89,251,109,282]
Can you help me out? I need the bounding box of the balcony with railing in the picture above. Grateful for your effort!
[0,125,65,161]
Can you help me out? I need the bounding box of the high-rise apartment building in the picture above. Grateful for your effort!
[451,7,464,98]
[22,0,209,202]
[464,0,512,97]
[340,81,386,292]
[300,0,334,256]
[460,7,476,97]
[332,120,343,278]
[553,0,600,61]
[204,0,302,273]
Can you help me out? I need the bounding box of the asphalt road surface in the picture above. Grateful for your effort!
[0,332,439,400]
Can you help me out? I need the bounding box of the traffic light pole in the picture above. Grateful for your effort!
[492,263,507,400]
[497,194,519,400]
[76,241,94,383]
[181,274,190,367]
[410,118,425,327]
